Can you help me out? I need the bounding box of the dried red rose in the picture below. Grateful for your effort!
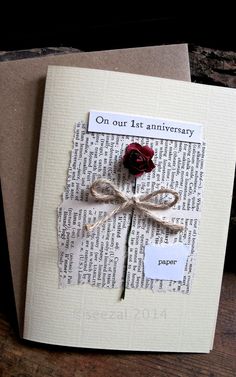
[123,143,155,177]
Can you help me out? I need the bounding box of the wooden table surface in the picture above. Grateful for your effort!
[0,45,236,377]
[0,272,235,377]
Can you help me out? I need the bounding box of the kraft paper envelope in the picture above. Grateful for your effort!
[0,44,190,333]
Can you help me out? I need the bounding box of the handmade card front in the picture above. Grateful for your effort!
[24,66,236,352]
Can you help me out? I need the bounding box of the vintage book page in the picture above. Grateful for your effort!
[58,121,205,294]
[23,67,236,352]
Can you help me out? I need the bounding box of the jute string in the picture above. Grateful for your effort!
[85,179,184,232]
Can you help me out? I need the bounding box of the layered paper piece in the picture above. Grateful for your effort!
[58,120,205,294]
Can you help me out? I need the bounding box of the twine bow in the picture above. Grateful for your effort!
[85,179,184,232]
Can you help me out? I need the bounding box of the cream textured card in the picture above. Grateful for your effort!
[23,66,236,352]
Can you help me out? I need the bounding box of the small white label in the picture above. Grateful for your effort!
[88,110,202,143]
[144,244,190,281]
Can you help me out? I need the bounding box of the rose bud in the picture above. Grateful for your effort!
[123,143,155,177]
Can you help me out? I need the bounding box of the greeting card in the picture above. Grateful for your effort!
[23,66,236,352]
